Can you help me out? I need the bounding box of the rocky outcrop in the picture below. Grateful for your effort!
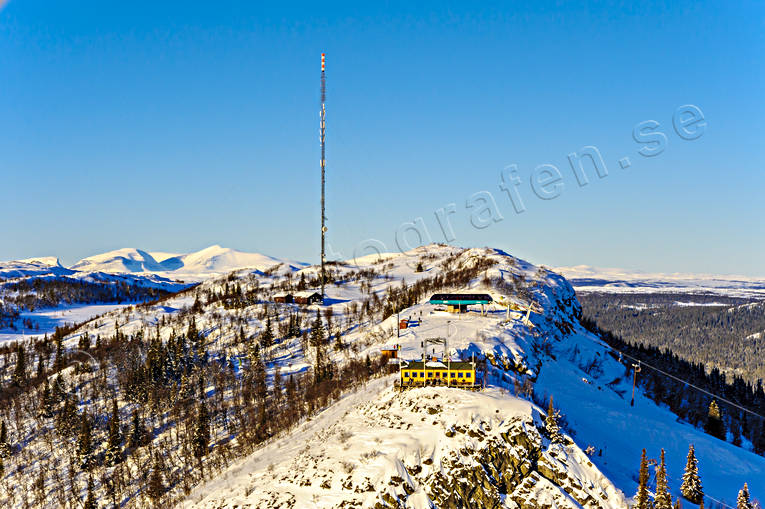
[373,410,624,509]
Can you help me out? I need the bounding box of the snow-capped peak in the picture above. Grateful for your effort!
[18,256,62,267]
[65,245,308,280]
[70,248,165,273]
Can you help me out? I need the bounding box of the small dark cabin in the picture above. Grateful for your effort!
[294,291,323,305]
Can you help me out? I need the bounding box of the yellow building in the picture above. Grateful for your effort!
[400,359,477,387]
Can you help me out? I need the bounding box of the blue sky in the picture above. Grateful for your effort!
[1,1,763,274]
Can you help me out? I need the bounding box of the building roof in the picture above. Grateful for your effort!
[293,291,322,298]
[401,360,474,370]
[429,293,493,305]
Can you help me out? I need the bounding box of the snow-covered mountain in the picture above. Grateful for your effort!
[555,264,765,298]
[68,245,306,280]
[155,245,307,277]
[181,246,764,507]
[0,245,306,343]
[0,259,75,279]
[1,245,762,507]
[18,256,62,267]
[2,245,306,283]
[69,248,167,273]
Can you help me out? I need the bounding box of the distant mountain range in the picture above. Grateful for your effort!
[1,245,308,282]
[555,264,765,298]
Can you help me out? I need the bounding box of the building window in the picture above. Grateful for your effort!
[466,373,472,378]
[428,372,433,378]
[450,372,456,378]
[458,372,464,378]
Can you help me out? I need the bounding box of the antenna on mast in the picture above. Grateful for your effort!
[320,53,327,304]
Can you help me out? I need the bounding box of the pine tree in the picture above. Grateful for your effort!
[545,395,564,444]
[272,365,282,406]
[147,453,165,503]
[286,374,297,414]
[655,448,672,509]
[286,313,298,338]
[13,342,26,386]
[0,420,9,458]
[54,332,64,371]
[310,309,325,348]
[77,411,94,470]
[127,409,146,449]
[333,331,343,351]
[39,379,54,418]
[681,444,703,504]
[310,310,329,383]
[297,272,307,291]
[704,400,726,440]
[57,393,79,437]
[737,483,752,509]
[105,399,122,466]
[261,316,274,350]
[83,475,96,509]
[36,353,44,379]
[250,345,267,403]
[636,448,651,509]
[192,401,210,460]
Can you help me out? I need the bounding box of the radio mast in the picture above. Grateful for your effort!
[320,53,327,303]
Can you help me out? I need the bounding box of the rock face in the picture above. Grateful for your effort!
[382,410,621,509]
[194,386,626,509]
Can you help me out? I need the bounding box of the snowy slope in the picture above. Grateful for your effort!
[167,245,307,277]
[149,251,182,263]
[70,248,166,273]
[0,259,75,279]
[173,245,765,507]
[186,384,626,509]
[535,330,765,507]
[188,245,765,505]
[2,244,761,508]
[18,256,61,266]
[556,265,765,298]
[0,303,131,343]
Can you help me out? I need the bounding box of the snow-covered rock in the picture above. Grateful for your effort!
[188,386,626,508]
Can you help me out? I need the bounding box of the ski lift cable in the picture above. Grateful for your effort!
[703,492,735,509]
[581,334,765,422]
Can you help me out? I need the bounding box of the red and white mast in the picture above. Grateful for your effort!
[320,53,327,302]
